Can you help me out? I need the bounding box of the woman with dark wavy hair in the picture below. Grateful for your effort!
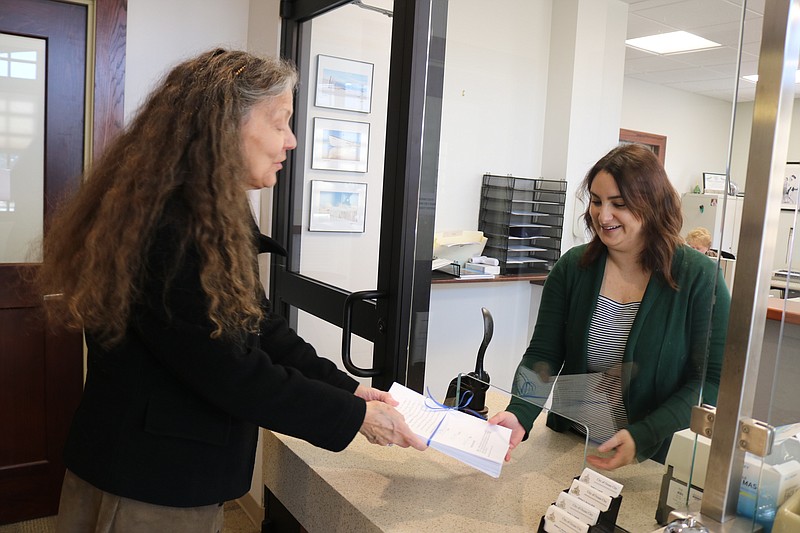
[41,49,425,533]
[489,144,730,470]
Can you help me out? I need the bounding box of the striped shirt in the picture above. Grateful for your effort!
[567,294,639,444]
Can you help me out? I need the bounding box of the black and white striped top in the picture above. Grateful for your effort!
[568,294,639,444]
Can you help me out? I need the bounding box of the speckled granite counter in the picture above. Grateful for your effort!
[262,393,666,532]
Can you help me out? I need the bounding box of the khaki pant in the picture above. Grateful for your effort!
[55,470,224,533]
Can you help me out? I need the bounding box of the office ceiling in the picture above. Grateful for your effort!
[622,0,766,102]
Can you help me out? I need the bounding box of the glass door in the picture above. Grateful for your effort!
[272,0,445,391]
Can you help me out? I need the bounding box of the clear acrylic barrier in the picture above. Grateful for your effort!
[441,373,667,532]
[447,370,629,472]
[446,372,592,484]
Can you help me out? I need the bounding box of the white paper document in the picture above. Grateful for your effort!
[389,382,511,477]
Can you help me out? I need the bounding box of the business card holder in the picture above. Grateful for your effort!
[536,486,623,533]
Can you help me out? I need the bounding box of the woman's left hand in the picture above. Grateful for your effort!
[586,429,636,471]
[354,384,398,406]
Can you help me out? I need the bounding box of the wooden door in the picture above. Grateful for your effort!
[0,0,126,524]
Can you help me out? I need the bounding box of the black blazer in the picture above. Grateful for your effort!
[63,211,365,507]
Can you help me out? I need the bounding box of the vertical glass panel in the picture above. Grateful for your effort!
[0,33,45,263]
[293,2,392,293]
[753,6,800,528]
[291,2,393,378]
[426,1,748,531]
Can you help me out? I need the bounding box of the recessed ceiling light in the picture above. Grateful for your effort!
[626,31,721,55]
[742,71,800,83]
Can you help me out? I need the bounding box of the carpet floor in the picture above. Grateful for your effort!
[0,501,259,533]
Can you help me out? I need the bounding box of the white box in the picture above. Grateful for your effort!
[738,437,800,530]
[665,429,711,489]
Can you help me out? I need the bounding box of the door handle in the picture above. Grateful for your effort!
[342,290,386,377]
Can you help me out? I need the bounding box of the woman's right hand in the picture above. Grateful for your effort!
[487,411,526,462]
[359,401,427,451]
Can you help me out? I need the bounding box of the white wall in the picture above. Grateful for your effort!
[434,0,551,233]
[125,0,252,121]
[542,0,629,251]
[425,281,543,400]
[731,98,800,191]
[620,77,733,195]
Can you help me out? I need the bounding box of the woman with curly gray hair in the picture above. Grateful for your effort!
[41,49,425,533]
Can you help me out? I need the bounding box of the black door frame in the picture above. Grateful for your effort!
[271,0,446,391]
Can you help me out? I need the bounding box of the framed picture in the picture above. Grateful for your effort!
[315,54,374,113]
[309,180,367,233]
[311,118,370,173]
[782,162,800,210]
[703,172,727,194]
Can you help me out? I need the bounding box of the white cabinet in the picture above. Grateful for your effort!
[719,195,743,257]
[681,193,743,256]
[681,193,719,245]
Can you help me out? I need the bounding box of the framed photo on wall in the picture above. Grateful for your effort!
[703,172,727,194]
[311,118,370,173]
[309,180,367,233]
[314,55,374,113]
[783,162,800,210]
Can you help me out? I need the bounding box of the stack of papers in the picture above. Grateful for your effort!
[432,257,454,271]
[389,382,511,477]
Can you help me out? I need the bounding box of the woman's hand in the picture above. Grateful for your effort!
[487,411,526,462]
[359,401,427,450]
[354,384,398,405]
[586,429,636,471]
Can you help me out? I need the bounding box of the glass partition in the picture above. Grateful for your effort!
[291,3,391,294]
[746,68,800,533]
[425,0,754,530]
[284,2,393,379]
[446,373,671,532]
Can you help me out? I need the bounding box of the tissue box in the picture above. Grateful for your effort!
[738,438,800,532]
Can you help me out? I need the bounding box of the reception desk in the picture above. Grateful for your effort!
[262,395,665,532]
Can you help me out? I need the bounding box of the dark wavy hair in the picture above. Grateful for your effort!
[579,143,684,289]
[37,49,297,346]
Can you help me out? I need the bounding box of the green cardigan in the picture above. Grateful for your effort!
[507,244,730,462]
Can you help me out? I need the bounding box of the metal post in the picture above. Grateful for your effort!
[701,0,800,523]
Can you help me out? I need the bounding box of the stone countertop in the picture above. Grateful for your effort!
[262,393,666,533]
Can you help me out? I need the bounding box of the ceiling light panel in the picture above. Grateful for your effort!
[626,31,722,55]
